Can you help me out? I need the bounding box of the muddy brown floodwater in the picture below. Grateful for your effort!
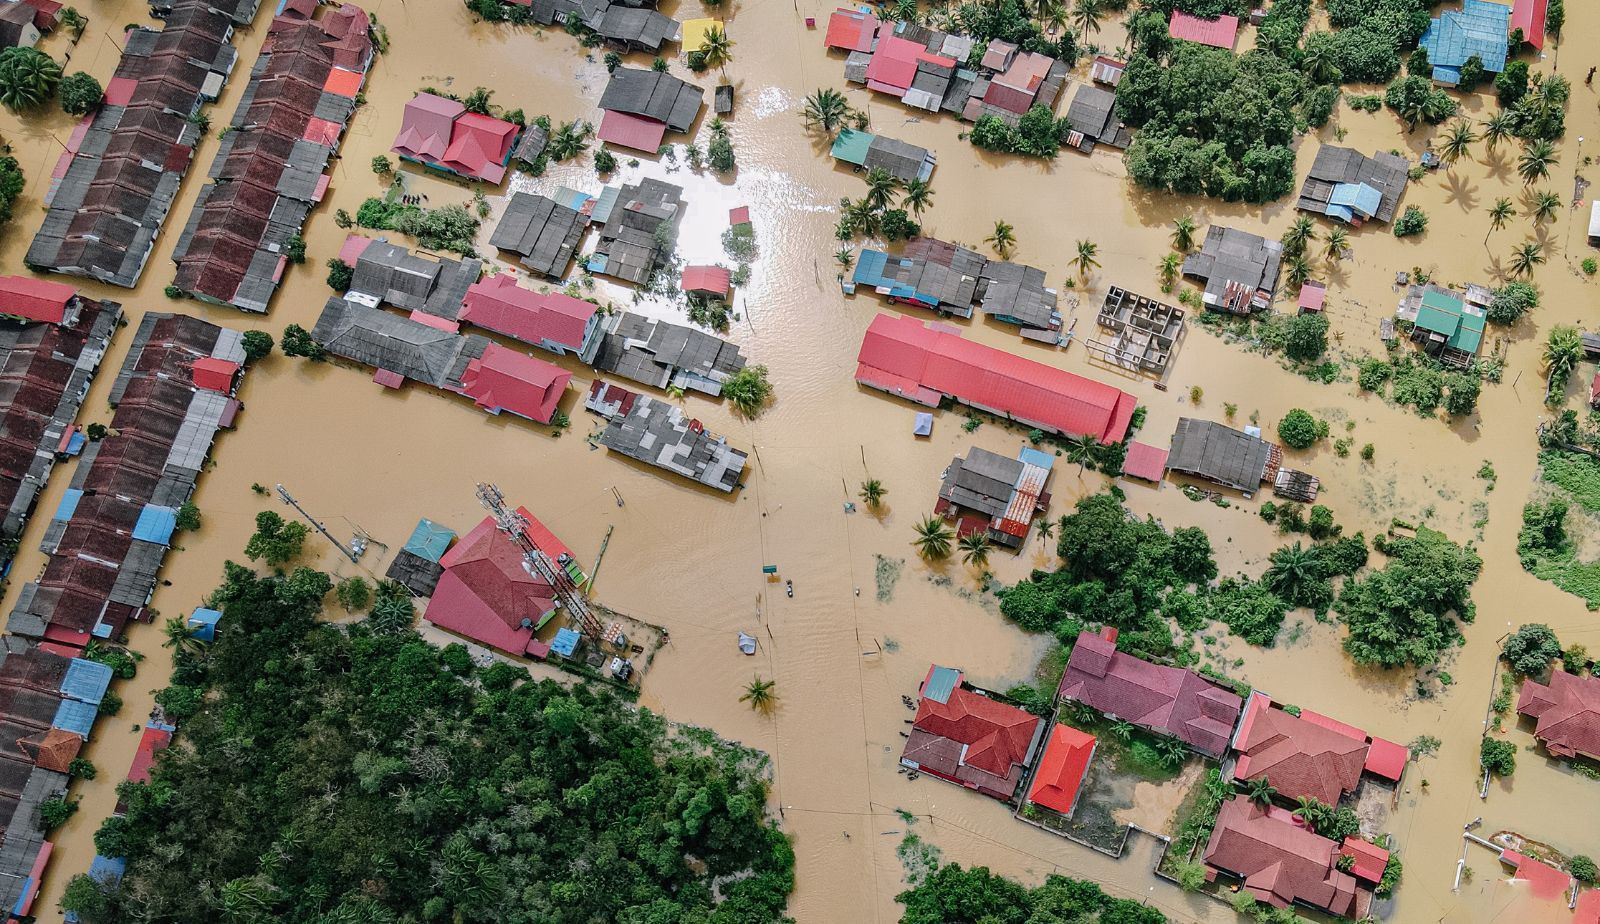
[3,0,1600,921]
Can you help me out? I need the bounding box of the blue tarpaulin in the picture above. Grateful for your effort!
[921,665,961,704]
[87,855,126,884]
[132,505,178,545]
[188,607,222,642]
[52,488,81,522]
[60,658,112,705]
[52,699,97,738]
[551,627,581,657]
[403,518,457,563]
[1328,182,1383,222]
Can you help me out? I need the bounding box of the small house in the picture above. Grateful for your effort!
[453,343,570,425]
[391,92,519,184]
[488,192,588,279]
[1166,417,1280,496]
[1296,146,1409,225]
[1298,281,1326,314]
[901,664,1044,802]
[1203,799,1373,918]
[590,311,745,396]
[934,444,1054,550]
[1517,671,1600,761]
[1419,0,1511,86]
[459,275,602,361]
[1062,84,1131,152]
[681,265,732,299]
[1181,225,1283,314]
[597,66,703,152]
[186,607,221,642]
[1168,10,1239,49]
[597,394,747,491]
[1024,724,1096,819]
[1403,285,1486,368]
[1089,55,1125,86]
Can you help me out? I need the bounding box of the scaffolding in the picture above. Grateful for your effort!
[475,482,603,644]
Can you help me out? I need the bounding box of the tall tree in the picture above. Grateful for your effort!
[1486,198,1515,242]
[900,178,933,217]
[1072,0,1104,36]
[1073,239,1100,280]
[1171,215,1198,252]
[1509,240,1546,277]
[1281,215,1317,257]
[859,479,887,508]
[1323,227,1349,264]
[0,47,61,110]
[1480,111,1517,151]
[863,167,900,212]
[699,26,734,79]
[913,515,955,559]
[985,220,1017,259]
[959,532,992,569]
[1438,120,1478,167]
[802,88,851,134]
[1518,140,1558,184]
[1530,189,1561,223]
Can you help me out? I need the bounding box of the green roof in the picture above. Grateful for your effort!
[830,128,874,166]
[1414,289,1483,354]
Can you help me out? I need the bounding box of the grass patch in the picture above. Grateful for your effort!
[1059,705,1185,783]
[874,555,903,603]
[1540,451,1600,512]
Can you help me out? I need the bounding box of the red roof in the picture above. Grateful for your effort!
[1234,695,1368,806]
[190,357,239,394]
[373,368,404,388]
[1362,736,1408,781]
[0,276,73,324]
[126,725,172,785]
[1168,10,1240,49]
[1339,837,1389,884]
[681,264,732,297]
[456,343,570,424]
[1058,631,1242,757]
[857,313,1138,444]
[864,35,924,93]
[597,109,668,153]
[902,683,1040,799]
[21,0,60,30]
[1204,798,1370,918]
[427,514,562,656]
[460,274,596,352]
[393,92,465,162]
[1510,853,1573,900]
[729,205,751,226]
[1026,724,1096,816]
[1577,888,1600,924]
[439,112,517,184]
[1123,441,1169,482]
[823,7,876,52]
[1512,0,1547,48]
[303,116,343,146]
[1299,281,1326,313]
[1518,672,1600,761]
[32,728,82,773]
[323,66,364,98]
[337,232,372,266]
[408,310,459,332]
[104,76,137,107]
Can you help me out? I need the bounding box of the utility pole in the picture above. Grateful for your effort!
[476,483,604,643]
[275,484,361,563]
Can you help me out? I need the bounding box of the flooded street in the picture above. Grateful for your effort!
[2,0,1600,921]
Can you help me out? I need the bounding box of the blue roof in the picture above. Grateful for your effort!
[188,607,222,627]
[64,431,85,456]
[60,658,112,705]
[87,855,126,885]
[854,250,893,288]
[551,186,594,213]
[132,504,177,545]
[52,488,81,522]
[922,665,961,704]
[1420,0,1510,73]
[550,627,581,657]
[403,518,457,563]
[1329,182,1383,220]
[1018,446,1056,471]
[52,699,97,738]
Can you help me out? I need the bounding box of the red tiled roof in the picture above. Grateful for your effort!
[597,109,668,153]
[1234,696,1367,806]
[1204,798,1370,918]
[1026,724,1095,816]
[460,274,596,352]
[912,685,1039,780]
[21,0,61,30]
[1518,672,1600,761]
[126,725,171,785]
[1122,441,1169,482]
[393,92,466,162]
[1058,631,1241,757]
[32,727,82,773]
[682,264,732,297]
[1512,0,1547,49]
[864,35,924,92]
[823,7,876,52]
[1340,837,1389,884]
[427,515,560,656]
[1168,10,1240,49]
[190,357,239,394]
[856,313,1138,444]
[439,112,517,184]
[1363,736,1408,781]
[0,276,74,324]
[456,343,570,425]
[323,66,364,98]
[408,310,459,333]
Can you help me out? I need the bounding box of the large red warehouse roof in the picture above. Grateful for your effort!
[855,313,1138,444]
[1168,11,1239,49]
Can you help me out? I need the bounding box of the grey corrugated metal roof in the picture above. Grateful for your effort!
[312,297,472,387]
[1297,145,1410,223]
[599,394,746,491]
[490,193,587,278]
[1065,84,1128,148]
[1166,418,1271,492]
[593,312,744,395]
[599,67,704,132]
[863,135,934,183]
[515,125,549,164]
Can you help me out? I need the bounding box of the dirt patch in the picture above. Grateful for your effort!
[1115,760,1205,833]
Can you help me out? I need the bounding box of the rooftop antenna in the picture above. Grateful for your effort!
[476,482,603,644]
[276,484,362,563]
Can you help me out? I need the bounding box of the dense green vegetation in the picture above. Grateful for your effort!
[1337,527,1481,668]
[1311,0,1429,84]
[1480,736,1516,776]
[62,559,794,924]
[1517,452,1600,608]
[898,861,1167,924]
[1276,409,1319,449]
[1502,623,1562,676]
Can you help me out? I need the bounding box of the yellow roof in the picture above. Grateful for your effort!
[682,18,723,53]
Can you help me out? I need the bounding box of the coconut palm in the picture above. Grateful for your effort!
[859,479,886,508]
[0,47,61,111]
[912,515,955,559]
[1158,252,1181,288]
[1042,1,1068,35]
[1072,0,1105,36]
[1281,215,1317,257]
[1438,120,1478,167]
[1487,197,1516,238]
[1323,227,1349,264]
[1263,542,1323,606]
[1518,140,1558,185]
[900,178,933,217]
[1064,433,1096,473]
[1530,189,1562,224]
[844,198,880,237]
[1073,239,1100,280]
[985,220,1017,259]
[1480,111,1517,151]
[1171,215,1198,253]
[834,246,855,271]
[1509,240,1546,278]
[802,88,851,134]
[1034,517,1056,544]
[161,616,205,658]
[1284,253,1313,288]
[1300,39,1341,85]
[740,676,777,711]
[1246,775,1278,806]
[1544,325,1582,378]
[863,167,900,212]
[959,532,991,569]
[699,26,734,79]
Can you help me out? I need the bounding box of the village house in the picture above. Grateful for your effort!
[1057,629,1243,759]
[1023,724,1097,820]
[171,3,373,313]
[934,444,1054,550]
[855,313,1138,444]
[0,2,40,48]
[1296,146,1410,226]
[588,382,747,492]
[1181,225,1284,314]
[1419,0,1510,86]
[966,42,1068,125]
[1062,84,1131,153]
[1168,10,1240,50]
[26,1,244,287]
[829,128,936,184]
[1202,798,1374,919]
[1511,0,1549,48]
[1229,692,1408,806]
[1517,671,1600,761]
[590,311,745,396]
[391,92,521,184]
[456,344,570,425]
[849,238,984,318]
[596,67,703,152]
[901,665,1044,802]
[587,178,683,285]
[977,260,1059,332]
[1165,417,1280,496]
[312,297,484,388]
[383,518,455,597]
[339,234,483,318]
[1397,283,1488,369]
[681,265,732,301]
[489,192,589,279]
[458,274,603,362]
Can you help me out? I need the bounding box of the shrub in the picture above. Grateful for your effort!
[723,365,773,418]
[282,234,306,264]
[1277,409,1319,449]
[1503,623,1562,675]
[1572,856,1598,884]
[38,796,76,831]
[1480,736,1516,776]
[594,149,616,173]
[1393,206,1428,237]
[1486,281,1539,325]
[67,757,95,780]
[98,689,121,716]
[240,330,273,362]
[371,155,392,176]
[1361,443,1375,461]
[57,71,102,115]
[163,285,184,299]
[1284,313,1329,362]
[325,258,354,292]
[336,577,372,613]
[1584,258,1598,276]
[174,501,201,532]
[281,323,324,360]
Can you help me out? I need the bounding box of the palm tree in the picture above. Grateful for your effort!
[1438,120,1478,167]
[1245,775,1278,806]
[1042,1,1068,35]
[912,515,955,559]
[1300,39,1341,85]
[699,26,734,79]
[1481,111,1516,152]
[1171,215,1198,253]
[834,246,855,272]
[1487,198,1516,240]
[863,167,900,212]
[1509,240,1546,278]
[1281,215,1317,257]
[1064,433,1096,473]
[844,198,880,237]
[802,88,851,134]
[1158,252,1181,289]
[1323,227,1349,264]
[1073,239,1101,280]
[1034,518,1056,544]
[0,47,62,111]
[1263,542,1322,605]
[859,479,887,508]
[1544,325,1582,380]
[1111,720,1134,741]
[1072,0,1105,36]
[900,178,933,217]
[740,676,777,712]
[1531,190,1561,224]
[959,532,991,569]
[985,220,1017,259]
[161,616,205,658]
[1284,253,1313,288]
[1518,140,1558,185]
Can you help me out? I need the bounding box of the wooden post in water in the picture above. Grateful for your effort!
[586,525,614,598]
